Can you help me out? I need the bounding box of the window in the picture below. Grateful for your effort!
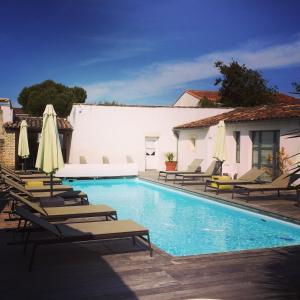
[252,130,280,179]
[234,131,240,163]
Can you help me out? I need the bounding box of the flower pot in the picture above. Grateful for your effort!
[165,161,177,171]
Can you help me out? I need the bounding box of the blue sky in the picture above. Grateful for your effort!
[1,0,300,106]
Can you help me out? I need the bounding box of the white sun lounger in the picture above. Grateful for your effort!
[55,163,138,178]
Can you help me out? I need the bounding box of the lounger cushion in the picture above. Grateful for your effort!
[210,176,232,190]
[57,220,147,238]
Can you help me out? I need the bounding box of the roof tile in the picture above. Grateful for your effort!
[174,103,300,129]
[4,116,72,131]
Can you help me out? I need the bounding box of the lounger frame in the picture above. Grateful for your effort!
[12,207,152,271]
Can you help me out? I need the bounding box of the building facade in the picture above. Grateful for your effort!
[174,104,300,179]
[67,104,231,171]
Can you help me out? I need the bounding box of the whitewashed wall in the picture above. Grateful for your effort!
[177,119,300,177]
[173,93,199,107]
[68,104,231,171]
[0,106,13,123]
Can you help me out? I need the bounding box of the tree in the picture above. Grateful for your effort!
[214,60,277,107]
[18,80,87,117]
[292,82,300,94]
[97,100,121,106]
[197,96,219,108]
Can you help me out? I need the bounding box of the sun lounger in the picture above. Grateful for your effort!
[126,156,134,163]
[1,175,72,192]
[13,206,152,271]
[10,191,117,221]
[3,175,88,204]
[1,165,53,179]
[205,167,265,194]
[174,160,222,185]
[1,167,62,185]
[0,165,50,179]
[158,159,203,181]
[232,173,299,201]
[102,156,110,164]
[55,163,139,178]
[79,156,87,164]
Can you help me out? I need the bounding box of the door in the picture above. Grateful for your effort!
[145,137,159,170]
[252,130,280,180]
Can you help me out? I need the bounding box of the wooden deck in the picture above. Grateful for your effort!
[1,173,300,299]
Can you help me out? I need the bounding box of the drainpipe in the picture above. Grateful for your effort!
[173,129,179,167]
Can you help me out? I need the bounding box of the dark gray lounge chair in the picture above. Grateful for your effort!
[1,167,62,185]
[10,191,117,221]
[232,173,299,201]
[13,206,152,271]
[3,175,88,204]
[174,160,222,185]
[1,174,72,192]
[1,165,55,179]
[205,167,265,194]
[158,159,203,181]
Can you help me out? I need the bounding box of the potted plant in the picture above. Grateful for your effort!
[165,152,177,171]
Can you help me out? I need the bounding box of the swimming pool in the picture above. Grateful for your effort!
[65,178,300,256]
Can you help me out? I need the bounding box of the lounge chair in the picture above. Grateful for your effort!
[1,167,62,185]
[232,173,299,201]
[13,206,152,271]
[204,167,265,194]
[79,156,87,164]
[102,156,110,164]
[3,175,88,204]
[1,174,72,193]
[174,160,222,185]
[158,159,203,181]
[126,156,134,163]
[9,191,117,221]
[1,165,52,179]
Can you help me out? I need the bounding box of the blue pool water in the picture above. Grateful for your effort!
[65,178,300,256]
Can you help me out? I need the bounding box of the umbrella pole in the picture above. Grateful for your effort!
[50,173,53,198]
[24,159,26,173]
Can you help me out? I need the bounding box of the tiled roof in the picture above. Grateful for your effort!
[186,90,220,102]
[13,107,27,115]
[184,90,299,104]
[275,93,300,104]
[174,103,300,129]
[4,116,72,131]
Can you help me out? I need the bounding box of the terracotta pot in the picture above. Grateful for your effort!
[165,161,177,171]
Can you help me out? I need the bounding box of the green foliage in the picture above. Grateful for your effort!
[198,96,219,108]
[214,60,277,107]
[98,100,120,106]
[18,80,87,117]
[165,152,174,162]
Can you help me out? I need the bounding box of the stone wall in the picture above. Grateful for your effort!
[0,129,16,168]
[0,109,16,168]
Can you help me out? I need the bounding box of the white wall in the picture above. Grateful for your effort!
[177,119,300,177]
[0,106,13,123]
[173,93,199,107]
[68,104,231,171]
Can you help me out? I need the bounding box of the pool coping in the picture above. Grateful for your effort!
[139,177,300,226]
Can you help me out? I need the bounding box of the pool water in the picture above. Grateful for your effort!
[65,178,300,256]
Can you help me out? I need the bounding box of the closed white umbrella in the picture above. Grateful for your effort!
[213,120,226,174]
[18,120,30,171]
[35,104,64,197]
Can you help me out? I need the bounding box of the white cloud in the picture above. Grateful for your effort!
[83,38,300,103]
